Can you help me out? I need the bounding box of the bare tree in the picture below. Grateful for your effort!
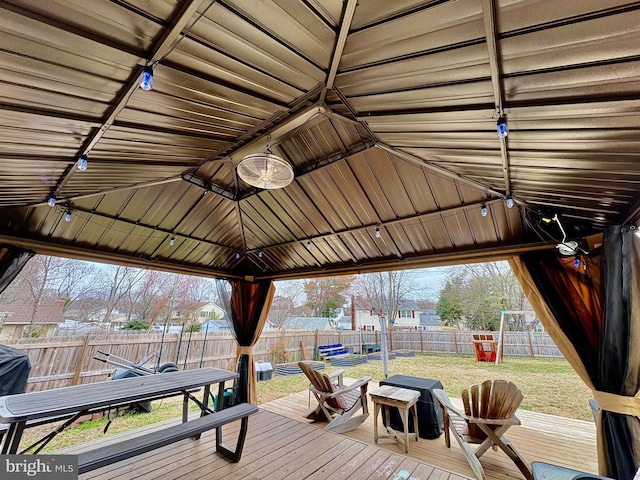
[97,265,145,325]
[0,255,96,335]
[126,270,173,324]
[50,258,101,308]
[303,276,354,317]
[352,270,424,321]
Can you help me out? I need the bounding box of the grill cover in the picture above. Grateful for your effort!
[0,344,31,396]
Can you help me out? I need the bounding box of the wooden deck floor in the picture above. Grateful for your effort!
[262,385,599,480]
[63,408,469,480]
[57,383,598,480]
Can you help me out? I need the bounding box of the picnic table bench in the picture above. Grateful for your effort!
[0,368,258,470]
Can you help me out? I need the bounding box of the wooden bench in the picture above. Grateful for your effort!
[318,344,349,360]
[78,403,258,474]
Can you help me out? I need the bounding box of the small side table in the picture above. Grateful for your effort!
[369,385,420,453]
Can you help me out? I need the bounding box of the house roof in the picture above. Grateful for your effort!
[0,304,65,325]
[174,301,218,311]
[282,317,333,330]
[420,311,442,326]
[0,1,637,280]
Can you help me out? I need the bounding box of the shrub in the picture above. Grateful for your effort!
[121,319,149,330]
[267,338,289,364]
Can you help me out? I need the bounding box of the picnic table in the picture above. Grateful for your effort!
[0,367,258,471]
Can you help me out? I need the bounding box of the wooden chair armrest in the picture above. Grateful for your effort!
[468,416,520,426]
[328,369,345,385]
[310,376,371,398]
[335,376,371,394]
[432,388,467,418]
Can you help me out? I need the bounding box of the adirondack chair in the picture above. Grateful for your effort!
[298,361,372,434]
[432,380,533,480]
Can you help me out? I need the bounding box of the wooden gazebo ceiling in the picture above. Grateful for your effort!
[1,0,639,280]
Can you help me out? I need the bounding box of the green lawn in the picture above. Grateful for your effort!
[21,353,593,453]
[257,353,594,420]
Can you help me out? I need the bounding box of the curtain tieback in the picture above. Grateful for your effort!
[593,390,640,416]
[237,346,253,355]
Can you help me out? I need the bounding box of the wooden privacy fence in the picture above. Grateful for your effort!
[3,328,562,393]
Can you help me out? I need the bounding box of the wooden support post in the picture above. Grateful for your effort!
[71,335,91,386]
[527,329,534,357]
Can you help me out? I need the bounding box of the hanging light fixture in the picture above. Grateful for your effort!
[47,196,56,207]
[140,65,153,91]
[497,116,508,138]
[506,194,514,209]
[375,226,381,238]
[77,154,88,171]
[64,208,72,222]
[236,137,294,189]
[481,204,488,217]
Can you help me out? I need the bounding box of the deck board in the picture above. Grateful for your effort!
[53,382,598,480]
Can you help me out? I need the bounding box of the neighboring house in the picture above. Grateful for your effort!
[171,302,223,324]
[201,318,232,333]
[352,299,421,331]
[419,309,443,330]
[336,315,353,330]
[0,302,65,339]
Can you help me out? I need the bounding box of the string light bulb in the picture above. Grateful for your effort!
[47,197,56,207]
[77,155,88,171]
[306,241,311,250]
[64,209,72,222]
[375,226,381,238]
[258,251,263,258]
[506,194,514,209]
[235,252,241,259]
[481,204,488,217]
[497,116,508,139]
[170,237,175,246]
[140,65,153,91]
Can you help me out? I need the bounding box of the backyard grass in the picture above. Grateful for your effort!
[20,353,593,453]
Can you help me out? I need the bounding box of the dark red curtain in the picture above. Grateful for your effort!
[228,279,275,405]
[0,244,34,294]
[521,225,640,479]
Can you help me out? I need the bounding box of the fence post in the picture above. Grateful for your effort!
[453,331,459,355]
[314,329,319,361]
[71,335,91,386]
[527,329,534,357]
[420,330,424,353]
